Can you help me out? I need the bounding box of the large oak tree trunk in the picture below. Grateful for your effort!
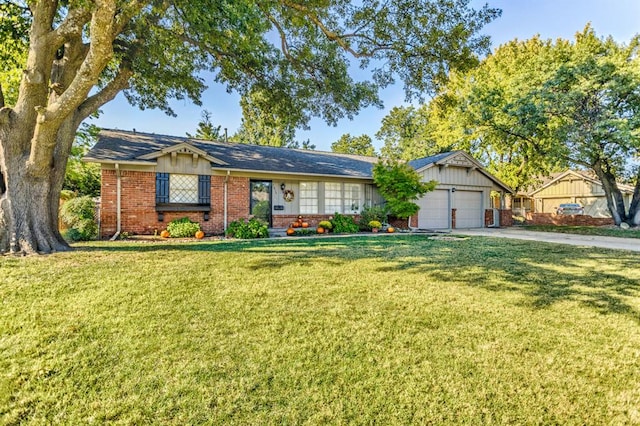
[0,127,70,254]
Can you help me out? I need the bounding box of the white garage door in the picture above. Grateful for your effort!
[454,191,483,228]
[417,189,450,229]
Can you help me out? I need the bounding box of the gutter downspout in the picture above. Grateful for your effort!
[110,163,121,241]
[223,170,230,231]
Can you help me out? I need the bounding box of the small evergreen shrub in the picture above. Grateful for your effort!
[60,196,98,241]
[166,217,201,238]
[358,205,388,230]
[226,218,269,239]
[330,213,359,233]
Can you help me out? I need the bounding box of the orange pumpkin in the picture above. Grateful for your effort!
[316,227,325,234]
[286,227,296,236]
[160,230,170,238]
[301,222,309,228]
[292,222,301,228]
[387,227,395,233]
[195,230,205,239]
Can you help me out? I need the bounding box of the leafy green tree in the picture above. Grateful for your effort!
[376,105,453,161]
[63,124,101,197]
[539,29,640,225]
[426,35,568,192]
[287,139,316,150]
[231,89,298,147]
[0,1,28,107]
[331,133,376,156]
[0,0,499,254]
[373,160,436,218]
[187,110,222,141]
[427,26,640,225]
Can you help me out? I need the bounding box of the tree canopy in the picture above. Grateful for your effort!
[376,105,453,161]
[331,133,376,156]
[426,26,640,224]
[186,110,223,141]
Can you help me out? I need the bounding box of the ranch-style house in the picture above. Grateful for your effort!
[85,129,514,238]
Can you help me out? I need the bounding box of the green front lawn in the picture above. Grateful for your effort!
[1,236,639,424]
[522,224,640,239]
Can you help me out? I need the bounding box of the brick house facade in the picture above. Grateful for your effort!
[87,129,513,238]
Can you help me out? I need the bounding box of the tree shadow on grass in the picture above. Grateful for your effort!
[76,235,640,323]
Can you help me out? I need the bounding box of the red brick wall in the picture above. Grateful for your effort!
[100,169,118,237]
[485,209,493,227]
[100,170,251,237]
[387,216,409,230]
[500,209,513,227]
[226,176,250,226]
[525,212,614,226]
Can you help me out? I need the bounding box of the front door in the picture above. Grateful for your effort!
[250,180,272,226]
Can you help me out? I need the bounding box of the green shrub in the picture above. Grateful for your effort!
[358,205,389,230]
[330,213,359,233]
[60,196,98,241]
[368,220,382,229]
[318,220,333,230]
[166,217,201,238]
[226,218,269,239]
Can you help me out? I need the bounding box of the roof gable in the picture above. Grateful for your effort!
[410,151,513,193]
[137,142,229,166]
[528,170,635,196]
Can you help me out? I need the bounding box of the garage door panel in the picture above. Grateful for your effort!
[453,191,482,228]
[417,190,449,229]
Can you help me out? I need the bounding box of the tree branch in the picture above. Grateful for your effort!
[52,6,92,46]
[0,83,4,108]
[75,65,133,126]
[281,1,365,58]
[13,0,58,117]
[27,0,120,177]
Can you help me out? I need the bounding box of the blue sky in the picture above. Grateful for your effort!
[93,0,640,151]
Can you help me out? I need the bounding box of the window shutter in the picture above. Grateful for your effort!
[198,175,211,204]
[156,173,169,203]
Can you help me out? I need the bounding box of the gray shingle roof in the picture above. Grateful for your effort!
[87,129,379,179]
[408,152,455,170]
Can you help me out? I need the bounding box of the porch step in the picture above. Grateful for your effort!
[268,228,289,237]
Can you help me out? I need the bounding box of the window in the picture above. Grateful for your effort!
[156,173,210,205]
[169,174,198,203]
[323,182,363,214]
[299,182,318,214]
[343,183,361,214]
[324,182,343,214]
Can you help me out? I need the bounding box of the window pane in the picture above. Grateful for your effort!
[324,182,342,214]
[344,183,361,213]
[300,182,318,214]
[169,174,198,203]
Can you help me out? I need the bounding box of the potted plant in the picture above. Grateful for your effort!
[318,220,333,234]
[368,220,382,233]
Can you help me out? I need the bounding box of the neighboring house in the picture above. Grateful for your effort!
[514,170,634,218]
[85,129,513,237]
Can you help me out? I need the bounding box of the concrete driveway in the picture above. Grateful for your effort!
[450,227,640,252]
